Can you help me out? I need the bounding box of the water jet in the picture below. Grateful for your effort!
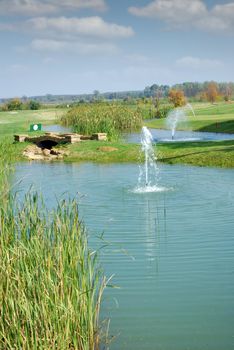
[134,127,167,193]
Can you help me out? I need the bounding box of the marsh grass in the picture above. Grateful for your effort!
[61,103,142,139]
[0,140,109,350]
[0,193,109,350]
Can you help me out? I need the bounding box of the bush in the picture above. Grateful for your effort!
[28,100,41,110]
[6,98,23,111]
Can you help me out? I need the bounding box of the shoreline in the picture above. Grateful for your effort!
[14,139,234,169]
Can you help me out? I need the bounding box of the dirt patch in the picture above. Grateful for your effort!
[97,146,118,152]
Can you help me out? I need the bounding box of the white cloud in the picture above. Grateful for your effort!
[0,0,107,16]
[56,0,107,11]
[129,0,234,33]
[31,39,119,54]
[199,2,234,32]
[129,0,206,23]
[176,56,223,69]
[27,16,134,39]
[0,0,56,15]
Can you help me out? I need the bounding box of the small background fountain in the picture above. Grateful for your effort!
[166,103,196,140]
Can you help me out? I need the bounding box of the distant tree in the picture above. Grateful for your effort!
[144,86,151,97]
[93,90,100,100]
[199,91,208,102]
[224,83,233,102]
[205,82,219,103]
[21,95,28,103]
[7,98,23,111]
[28,100,41,110]
[168,89,186,107]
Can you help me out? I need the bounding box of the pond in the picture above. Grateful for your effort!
[124,128,234,143]
[42,124,234,143]
[13,161,234,350]
[43,124,72,133]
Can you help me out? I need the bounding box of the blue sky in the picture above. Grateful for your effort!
[0,0,234,98]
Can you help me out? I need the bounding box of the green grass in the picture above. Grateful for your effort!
[0,108,64,137]
[61,139,234,168]
[64,141,142,163]
[157,139,234,168]
[146,102,234,133]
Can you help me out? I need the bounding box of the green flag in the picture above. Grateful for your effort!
[30,123,42,132]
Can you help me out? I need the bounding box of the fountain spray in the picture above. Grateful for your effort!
[166,104,196,140]
[133,127,169,193]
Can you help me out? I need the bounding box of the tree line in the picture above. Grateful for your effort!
[144,81,233,101]
[1,98,41,111]
[0,81,233,108]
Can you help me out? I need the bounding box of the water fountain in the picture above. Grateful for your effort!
[166,107,187,140]
[166,103,197,141]
[134,126,167,193]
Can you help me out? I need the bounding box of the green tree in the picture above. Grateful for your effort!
[7,98,23,111]
[28,100,41,110]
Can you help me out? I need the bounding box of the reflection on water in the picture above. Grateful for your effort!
[13,162,234,350]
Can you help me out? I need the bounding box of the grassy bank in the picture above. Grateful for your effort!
[62,139,234,168]
[146,102,234,134]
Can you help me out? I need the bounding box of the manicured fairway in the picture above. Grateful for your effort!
[146,102,234,133]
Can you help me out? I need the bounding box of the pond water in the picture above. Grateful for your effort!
[124,128,234,143]
[43,124,72,133]
[13,161,234,350]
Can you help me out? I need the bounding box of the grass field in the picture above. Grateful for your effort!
[0,108,64,137]
[146,102,234,133]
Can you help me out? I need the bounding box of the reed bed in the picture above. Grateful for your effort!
[61,103,143,139]
[0,140,109,350]
[0,194,108,350]
[0,138,16,201]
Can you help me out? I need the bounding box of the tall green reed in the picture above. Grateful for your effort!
[61,103,143,140]
[0,193,109,350]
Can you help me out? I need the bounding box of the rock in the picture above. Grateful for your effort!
[23,145,69,161]
[92,133,107,141]
[42,148,50,156]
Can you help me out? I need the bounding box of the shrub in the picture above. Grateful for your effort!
[28,100,41,110]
